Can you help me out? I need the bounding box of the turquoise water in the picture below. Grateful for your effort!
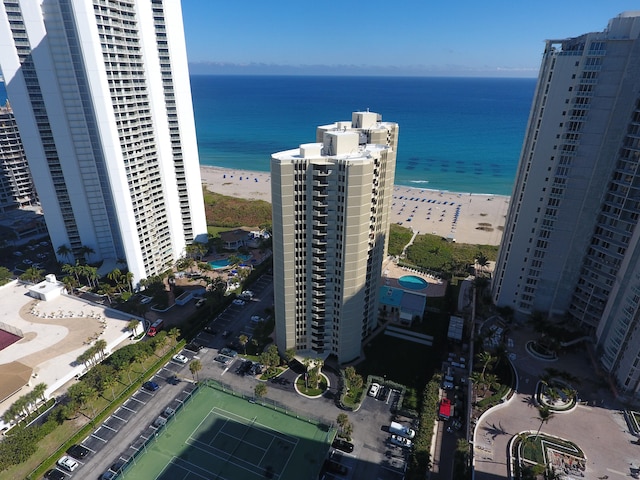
[398,275,429,290]
[209,254,251,269]
[191,75,535,196]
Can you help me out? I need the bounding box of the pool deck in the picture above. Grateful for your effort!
[381,257,447,298]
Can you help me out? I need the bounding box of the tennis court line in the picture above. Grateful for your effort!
[209,406,299,445]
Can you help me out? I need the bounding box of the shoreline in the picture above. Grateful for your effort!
[200,165,509,246]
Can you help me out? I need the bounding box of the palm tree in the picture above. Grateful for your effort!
[98,283,116,303]
[238,334,248,354]
[124,271,134,292]
[78,245,95,264]
[32,383,48,404]
[127,319,141,336]
[94,339,108,361]
[533,406,554,440]
[56,244,72,263]
[189,359,202,382]
[475,252,489,276]
[167,327,180,347]
[476,351,496,378]
[20,266,44,284]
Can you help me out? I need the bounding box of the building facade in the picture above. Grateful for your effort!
[0,0,206,283]
[492,12,640,396]
[271,111,398,363]
[0,100,37,212]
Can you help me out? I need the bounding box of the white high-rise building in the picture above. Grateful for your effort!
[0,100,37,212]
[492,12,640,396]
[0,0,206,283]
[271,111,398,363]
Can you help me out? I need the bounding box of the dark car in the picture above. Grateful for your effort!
[332,438,354,453]
[184,342,203,353]
[142,381,159,391]
[67,444,90,459]
[204,324,218,335]
[44,469,66,480]
[325,460,348,475]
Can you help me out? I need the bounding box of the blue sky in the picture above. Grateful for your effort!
[182,1,639,76]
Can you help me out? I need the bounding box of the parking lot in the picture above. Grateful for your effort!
[46,272,415,479]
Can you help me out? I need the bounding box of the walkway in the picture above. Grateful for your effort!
[474,324,639,480]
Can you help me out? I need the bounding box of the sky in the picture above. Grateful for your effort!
[182,1,639,77]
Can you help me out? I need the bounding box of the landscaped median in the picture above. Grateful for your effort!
[24,339,186,480]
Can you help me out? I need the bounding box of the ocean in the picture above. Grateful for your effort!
[191,75,536,196]
[0,75,536,196]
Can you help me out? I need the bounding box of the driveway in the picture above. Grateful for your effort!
[474,323,639,480]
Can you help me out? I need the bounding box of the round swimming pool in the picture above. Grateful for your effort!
[398,275,429,290]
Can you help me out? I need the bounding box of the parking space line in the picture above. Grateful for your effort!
[101,422,118,433]
[120,404,137,413]
[112,413,127,422]
[91,433,108,443]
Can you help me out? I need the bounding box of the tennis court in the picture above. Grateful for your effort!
[119,382,335,479]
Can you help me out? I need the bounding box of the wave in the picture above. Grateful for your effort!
[409,180,430,184]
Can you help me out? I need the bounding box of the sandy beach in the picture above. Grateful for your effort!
[200,165,509,246]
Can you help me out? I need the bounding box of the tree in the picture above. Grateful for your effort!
[238,334,249,355]
[254,383,267,398]
[127,319,140,336]
[189,359,203,382]
[336,413,353,440]
[32,383,48,404]
[94,339,108,361]
[476,351,496,379]
[167,327,180,346]
[0,266,13,286]
[56,244,72,263]
[19,266,44,284]
[533,406,554,440]
[78,245,95,264]
[284,348,296,364]
[475,252,489,276]
[98,282,116,303]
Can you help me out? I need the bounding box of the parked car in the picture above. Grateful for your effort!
[172,354,189,364]
[162,407,175,418]
[390,434,412,449]
[67,444,90,459]
[195,298,206,308]
[184,342,203,353]
[142,381,159,392]
[153,416,167,427]
[44,469,66,480]
[57,456,79,472]
[331,438,354,453]
[220,347,237,357]
[368,382,380,397]
[232,299,245,306]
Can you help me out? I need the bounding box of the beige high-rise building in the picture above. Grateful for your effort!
[271,111,398,363]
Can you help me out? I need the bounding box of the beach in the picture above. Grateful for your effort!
[200,165,510,246]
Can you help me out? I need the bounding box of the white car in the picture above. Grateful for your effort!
[57,456,79,472]
[232,299,245,306]
[368,383,380,397]
[390,434,412,449]
[172,354,189,364]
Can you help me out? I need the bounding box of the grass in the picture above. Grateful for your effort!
[520,434,583,466]
[295,376,328,396]
[203,187,272,228]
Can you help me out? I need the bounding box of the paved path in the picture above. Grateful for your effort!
[474,323,639,479]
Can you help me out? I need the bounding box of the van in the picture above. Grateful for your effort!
[444,375,454,383]
[442,381,454,390]
[389,421,416,439]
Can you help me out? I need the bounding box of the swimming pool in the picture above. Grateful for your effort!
[398,275,429,290]
[209,254,251,269]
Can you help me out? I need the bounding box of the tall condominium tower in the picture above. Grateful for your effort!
[271,111,398,363]
[492,12,640,396]
[0,100,37,212]
[0,0,206,283]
